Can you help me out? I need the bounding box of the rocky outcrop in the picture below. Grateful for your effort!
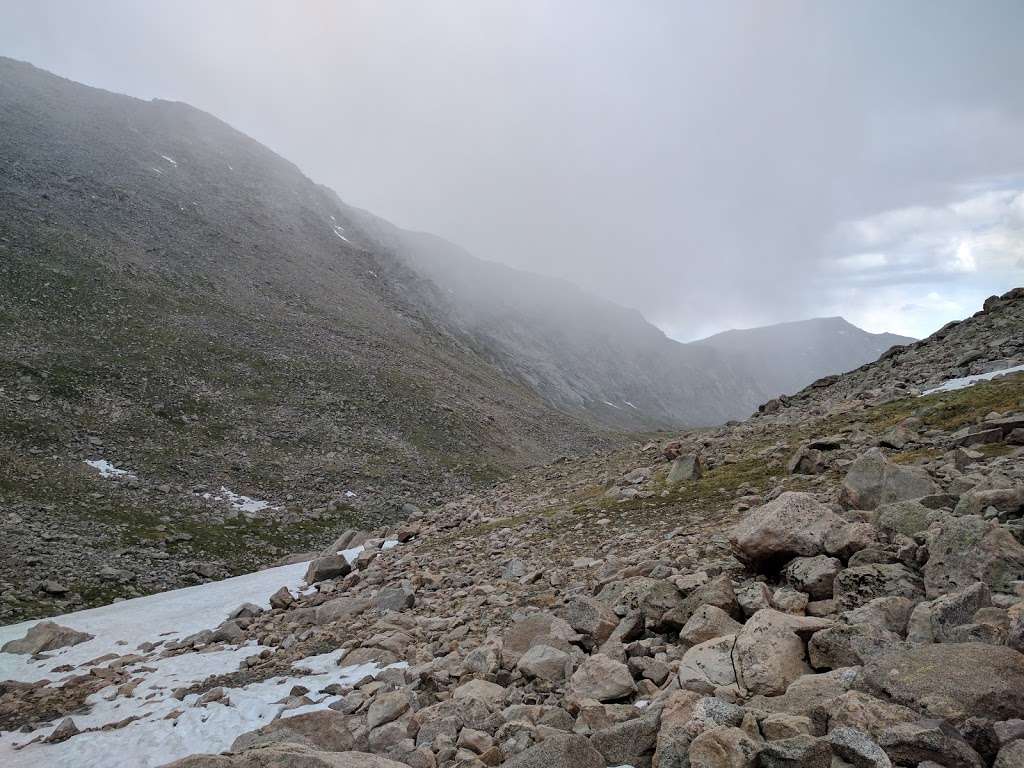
[1,621,93,654]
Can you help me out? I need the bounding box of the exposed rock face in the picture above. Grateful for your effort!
[569,654,636,701]
[857,643,1024,723]
[1,621,94,654]
[840,448,939,510]
[230,710,355,753]
[923,514,1024,597]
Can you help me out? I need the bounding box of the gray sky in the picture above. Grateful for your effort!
[3,0,1024,339]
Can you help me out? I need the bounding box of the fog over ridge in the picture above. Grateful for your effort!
[3,0,1023,339]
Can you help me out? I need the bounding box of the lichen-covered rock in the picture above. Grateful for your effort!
[923,514,1024,597]
[833,564,923,612]
[857,643,1024,723]
[906,582,991,643]
[687,726,762,768]
[840,448,939,510]
[807,623,902,669]
[876,500,941,538]
[502,733,604,768]
[784,556,843,600]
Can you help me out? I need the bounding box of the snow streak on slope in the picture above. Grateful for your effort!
[921,363,1024,395]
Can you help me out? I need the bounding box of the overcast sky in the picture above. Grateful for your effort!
[3,0,1023,339]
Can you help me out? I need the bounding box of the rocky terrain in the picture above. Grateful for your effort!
[0,57,918,621]
[2,289,1023,768]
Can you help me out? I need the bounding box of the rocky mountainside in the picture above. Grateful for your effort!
[2,290,1023,768]
[0,57,611,618]
[694,317,914,406]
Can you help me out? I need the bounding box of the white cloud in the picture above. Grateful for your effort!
[816,182,1024,337]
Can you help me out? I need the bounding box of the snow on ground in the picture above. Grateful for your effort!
[332,224,350,243]
[624,401,638,410]
[160,155,178,166]
[921,363,1024,395]
[0,560,311,684]
[0,543,400,767]
[602,400,621,409]
[84,459,135,479]
[0,647,405,768]
[199,486,278,514]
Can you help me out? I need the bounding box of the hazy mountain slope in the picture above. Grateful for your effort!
[693,316,914,400]
[338,210,916,429]
[333,213,766,429]
[0,58,610,618]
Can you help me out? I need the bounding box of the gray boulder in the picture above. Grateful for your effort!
[569,654,636,701]
[230,711,355,753]
[730,492,846,571]
[923,514,1024,597]
[1,621,94,654]
[304,555,351,584]
[784,556,843,600]
[833,564,923,611]
[857,642,1024,723]
[840,448,938,510]
[502,733,604,768]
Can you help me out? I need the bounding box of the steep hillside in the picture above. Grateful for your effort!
[694,316,914,401]
[0,58,610,618]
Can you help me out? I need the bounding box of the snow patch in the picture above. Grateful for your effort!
[624,401,638,409]
[602,400,621,409]
[84,459,134,479]
[0,540,404,767]
[921,363,1024,395]
[199,486,277,514]
[332,224,350,243]
[0,649,405,768]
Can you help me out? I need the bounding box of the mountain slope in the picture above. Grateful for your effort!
[693,316,914,401]
[0,57,610,618]
[337,210,917,429]
[333,211,766,430]
[764,286,1024,419]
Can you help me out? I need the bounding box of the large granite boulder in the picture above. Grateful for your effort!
[730,492,846,571]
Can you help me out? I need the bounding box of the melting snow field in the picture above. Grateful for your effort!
[84,460,135,479]
[0,545,389,767]
[199,486,278,514]
[921,363,1024,396]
